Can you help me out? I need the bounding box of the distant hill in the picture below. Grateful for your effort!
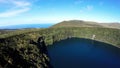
[52,20,120,29]
[52,20,103,28]
[101,23,120,29]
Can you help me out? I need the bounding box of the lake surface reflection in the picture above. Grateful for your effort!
[48,38,120,68]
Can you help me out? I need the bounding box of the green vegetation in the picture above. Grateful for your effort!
[0,28,43,38]
[1,27,120,47]
[0,35,52,68]
[0,20,120,68]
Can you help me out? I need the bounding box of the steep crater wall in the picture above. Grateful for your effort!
[0,27,120,68]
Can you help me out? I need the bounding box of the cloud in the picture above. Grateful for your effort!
[11,0,31,8]
[86,5,93,11]
[0,8,30,17]
[80,5,93,13]
[74,0,83,5]
[0,0,32,18]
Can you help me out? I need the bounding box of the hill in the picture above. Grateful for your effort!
[101,23,120,29]
[52,20,103,28]
[52,20,120,29]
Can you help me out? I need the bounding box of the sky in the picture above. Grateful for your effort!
[0,0,120,26]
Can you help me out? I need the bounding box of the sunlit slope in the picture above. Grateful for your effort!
[52,20,103,28]
[52,20,120,29]
[101,23,120,29]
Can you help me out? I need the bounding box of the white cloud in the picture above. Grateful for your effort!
[80,5,93,13]
[0,8,30,17]
[0,0,32,18]
[11,0,31,8]
[74,0,83,5]
[86,5,93,11]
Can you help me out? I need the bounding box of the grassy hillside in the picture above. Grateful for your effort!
[1,27,120,47]
[52,20,120,29]
[0,29,15,35]
[101,23,120,29]
[0,20,120,68]
[52,20,103,28]
[0,28,43,38]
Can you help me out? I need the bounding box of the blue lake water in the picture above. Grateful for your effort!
[48,38,120,68]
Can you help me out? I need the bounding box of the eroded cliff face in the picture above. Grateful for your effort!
[0,36,52,68]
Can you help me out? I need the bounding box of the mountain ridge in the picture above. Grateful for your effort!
[52,20,120,29]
